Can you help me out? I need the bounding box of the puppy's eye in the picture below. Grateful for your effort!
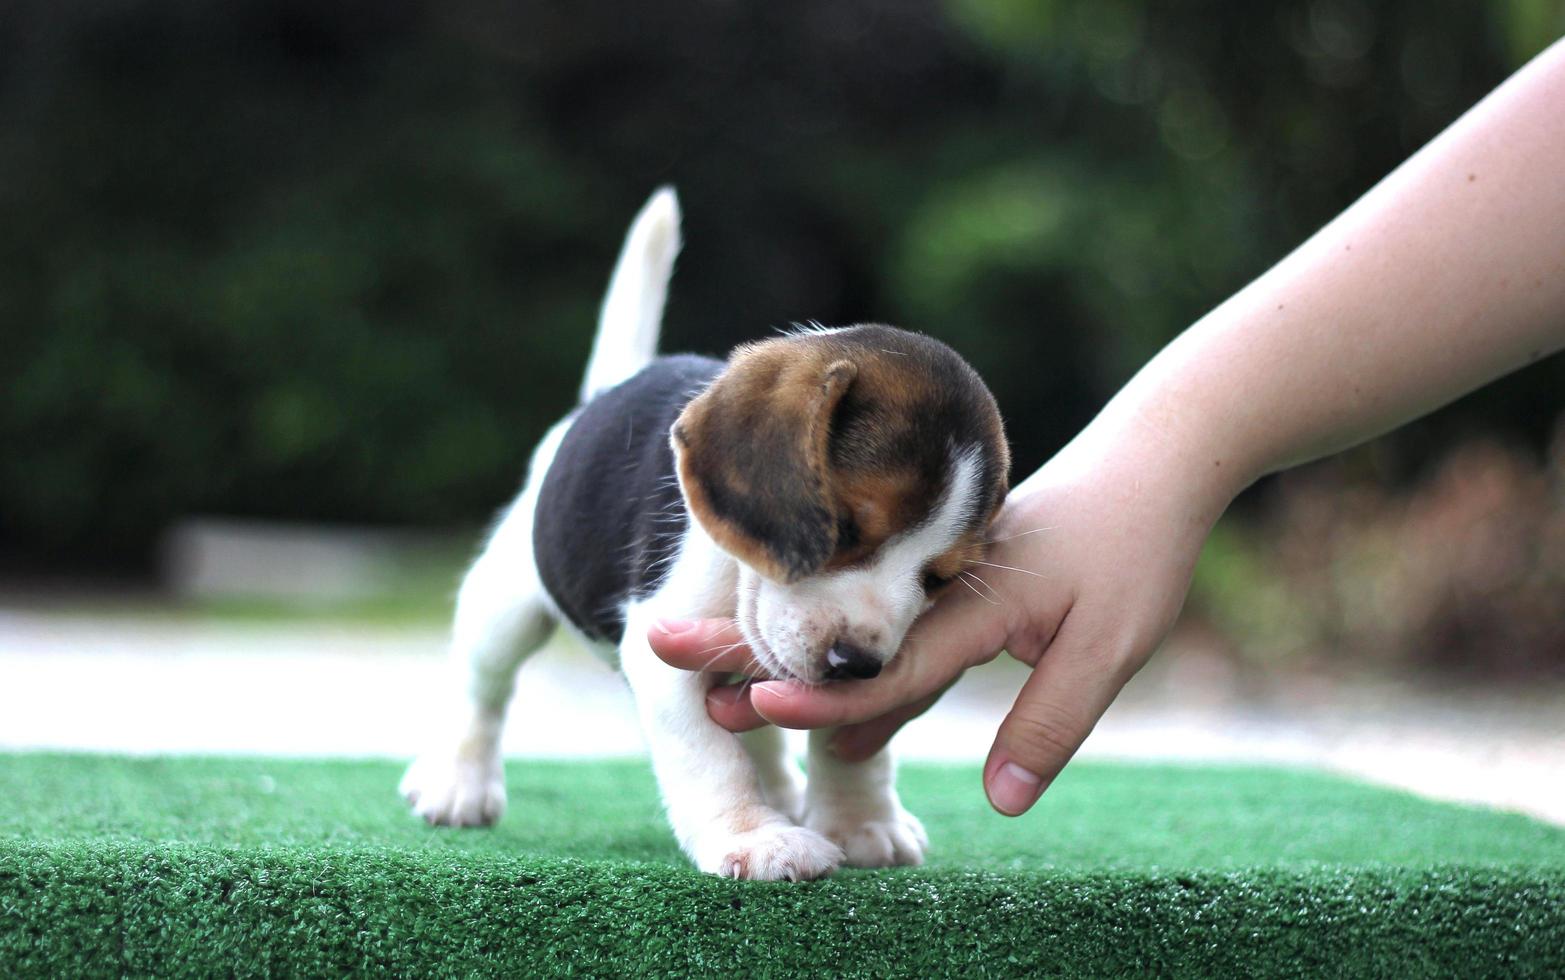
[921,569,953,594]
[836,515,861,551]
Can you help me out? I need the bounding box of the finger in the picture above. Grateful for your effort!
[647,618,766,674]
[982,613,1134,817]
[704,683,769,732]
[748,586,1011,730]
[827,691,942,763]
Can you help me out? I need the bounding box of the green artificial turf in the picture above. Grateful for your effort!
[2,754,1562,977]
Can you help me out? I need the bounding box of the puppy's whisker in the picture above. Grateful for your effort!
[968,559,1047,579]
[958,571,999,606]
[964,563,1001,594]
[694,641,749,674]
[691,638,747,658]
[962,569,1002,598]
[985,525,1059,543]
[957,563,991,586]
[956,571,1001,605]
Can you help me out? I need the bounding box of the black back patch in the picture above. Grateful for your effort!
[532,355,723,643]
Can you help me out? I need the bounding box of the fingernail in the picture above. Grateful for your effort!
[655,618,696,634]
[989,761,1043,815]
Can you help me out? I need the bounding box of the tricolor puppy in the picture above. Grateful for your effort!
[401,188,1009,880]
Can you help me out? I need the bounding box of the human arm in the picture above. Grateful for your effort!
[652,38,1565,815]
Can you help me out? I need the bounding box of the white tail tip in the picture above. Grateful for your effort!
[580,187,683,403]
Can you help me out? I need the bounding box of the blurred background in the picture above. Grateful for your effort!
[1,1,1562,818]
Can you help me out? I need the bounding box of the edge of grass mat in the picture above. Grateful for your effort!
[2,754,1563,977]
[6,840,1563,977]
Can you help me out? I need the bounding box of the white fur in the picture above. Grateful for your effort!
[402,188,970,879]
[617,527,843,879]
[399,419,569,827]
[580,187,682,403]
[736,447,983,684]
[805,729,927,868]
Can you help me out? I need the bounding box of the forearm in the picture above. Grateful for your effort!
[1061,39,1565,515]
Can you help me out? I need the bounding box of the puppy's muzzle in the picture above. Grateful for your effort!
[823,642,882,681]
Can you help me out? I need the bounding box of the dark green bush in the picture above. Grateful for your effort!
[2,0,1560,567]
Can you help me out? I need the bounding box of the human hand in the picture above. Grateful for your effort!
[660,36,1565,816]
[650,428,1236,816]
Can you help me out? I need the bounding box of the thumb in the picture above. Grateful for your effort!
[983,615,1132,816]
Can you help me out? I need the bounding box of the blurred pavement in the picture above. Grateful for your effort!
[1,607,1562,826]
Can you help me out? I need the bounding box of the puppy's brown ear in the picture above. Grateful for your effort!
[672,346,856,582]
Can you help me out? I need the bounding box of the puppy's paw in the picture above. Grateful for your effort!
[400,753,506,828]
[807,804,928,868]
[698,824,844,881]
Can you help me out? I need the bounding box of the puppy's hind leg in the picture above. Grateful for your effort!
[401,493,556,827]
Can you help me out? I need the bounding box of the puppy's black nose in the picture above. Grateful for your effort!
[824,642,882,681]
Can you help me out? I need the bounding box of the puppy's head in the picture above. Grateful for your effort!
[672,324,1009,684]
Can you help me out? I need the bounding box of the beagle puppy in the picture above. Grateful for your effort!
[401,188,1009,880]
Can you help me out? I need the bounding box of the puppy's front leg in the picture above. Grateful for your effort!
[804,731,928,868]
[620,610,842,880]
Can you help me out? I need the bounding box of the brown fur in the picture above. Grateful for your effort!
[924,533,992,589]
[673,326,1009,584]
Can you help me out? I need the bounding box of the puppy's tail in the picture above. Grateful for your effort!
[579,186,682,403]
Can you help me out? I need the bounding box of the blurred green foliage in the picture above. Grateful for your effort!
[1,0,1561,568]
